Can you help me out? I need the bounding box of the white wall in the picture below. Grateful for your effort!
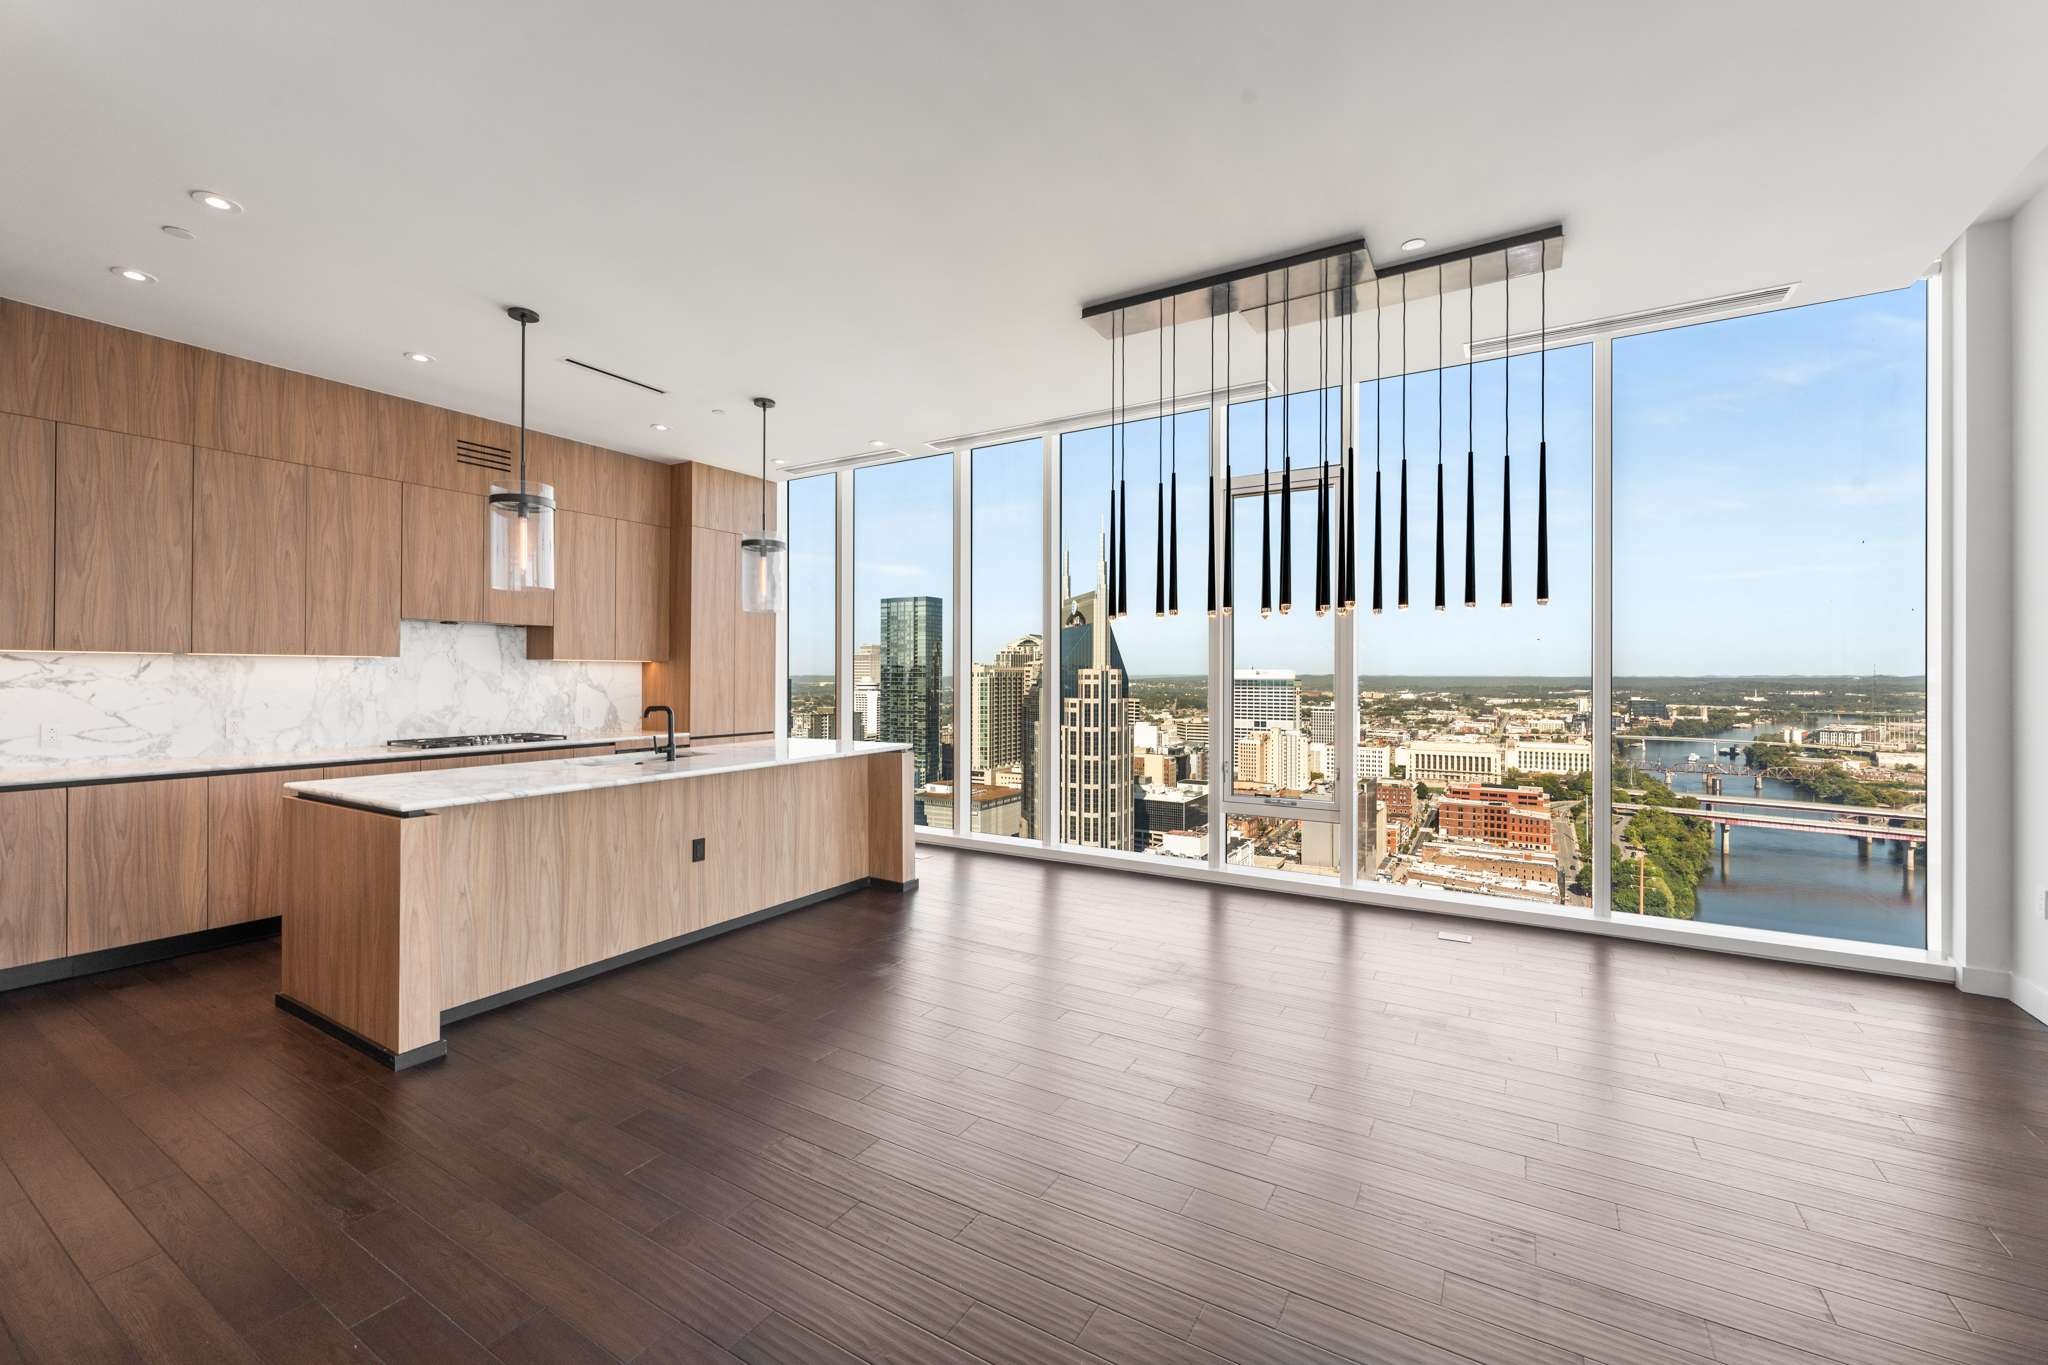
[0,622,642,765]
[2011,189,2048,1024]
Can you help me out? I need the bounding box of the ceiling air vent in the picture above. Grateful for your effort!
[455,438,513,474]
[563,357,668,395]
[1467,283,1798,358]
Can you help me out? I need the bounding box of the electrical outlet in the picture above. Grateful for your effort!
[692,837,706,863]
[40,723,61,748]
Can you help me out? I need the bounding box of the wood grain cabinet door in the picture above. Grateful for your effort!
[0,413,56,650]
[53,425,193,653]
[528,510,615,660]
[192,448,309,655]
[207,767,324,926]
[307,468,401,656]
[0,788,66,969]
[400,483,486,622]
[67,778,208,953]
[686,527,738,735]
[614,519,670,661]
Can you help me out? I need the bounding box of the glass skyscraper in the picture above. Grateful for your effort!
[880,595,944,801]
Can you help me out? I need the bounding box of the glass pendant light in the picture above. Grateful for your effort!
[488,306,556,592]
[740,396,786,613]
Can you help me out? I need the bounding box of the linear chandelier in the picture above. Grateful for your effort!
[1081,226,1562,625]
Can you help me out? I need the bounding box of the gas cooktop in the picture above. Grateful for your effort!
[385,732,568,750]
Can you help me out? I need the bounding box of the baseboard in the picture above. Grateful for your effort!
[275,993,449,1070]
[1955,964,2014,998]
[0,918,279,995]
[2013,973,2048,1029]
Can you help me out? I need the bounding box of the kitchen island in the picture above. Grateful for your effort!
[277,739,914,1067]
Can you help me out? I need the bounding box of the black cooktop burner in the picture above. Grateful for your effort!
[386,732,568,750]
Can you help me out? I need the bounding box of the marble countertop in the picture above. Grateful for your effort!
[0,731,662,792]
[284,739,907,815]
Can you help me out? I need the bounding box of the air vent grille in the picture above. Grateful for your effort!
[563,357,668,394]
[1467,283,1798,358]
[455,438,513,474]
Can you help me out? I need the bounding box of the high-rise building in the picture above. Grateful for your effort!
[1235,725,1310,793]
[853,643,882,688]
[1234,669,1300,731]
[880,596,944,802]
[1307,703,1336,746]
[852,686,880,740]
[1058,535,1133,850]
[972,662,1029,770]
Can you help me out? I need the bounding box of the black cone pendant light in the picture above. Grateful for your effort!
[1260,278,1273,618]
[1168,298,1180,616]
[1340,291,1356,614]
[1396,273,1410,611]
[1371,281,1384,615]
[1118,314,1130,618]
[1464,265,1478,608]
[1222,288,1235,616]
[1155,305,1166,619]
[1536,257,1551,605]
[1279,290,1293,616]
[1314,267,1330,617]
[1500,248,1513,609]
[1206,303,1216,618]
[1434,266,1447,613]
[1106,314,1119,619]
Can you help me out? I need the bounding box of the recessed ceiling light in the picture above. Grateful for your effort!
[403,351,435,364]
[869,440,888,448]
[711,407,726,416]
[160,225,195,240]
[109,266,156,283]
[190,190,243,213]
[650,423,670,432]
[1400,237,1428,253]
[772,458,787,466]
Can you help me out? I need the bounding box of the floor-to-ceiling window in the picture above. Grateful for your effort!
[853,454,953,827]
[785,473,837,740]
[1611,283,1929,947]
[967,438,1043,839]
[1354,275,1595,907]
[1057,403,1211,862]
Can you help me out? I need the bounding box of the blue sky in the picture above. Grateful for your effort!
[789,283,1927,681]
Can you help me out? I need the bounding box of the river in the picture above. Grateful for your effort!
[1620,733,1926,949]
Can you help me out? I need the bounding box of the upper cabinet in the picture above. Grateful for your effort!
[527,510,615,660]
[400,483,487,623]
[192,448,309,655]
[0,299,196,444]
[308,468,401,656]
[614,519,672,662]
[54,426,193,653]
[0,414,55,650]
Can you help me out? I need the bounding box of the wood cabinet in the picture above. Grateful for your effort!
[614,520,670,662]
[307,468,401,656]
[67,779,209,953]
[735,593,778,734]
[0,414,55,650]
[192,448,309,655]
[528,510,615,660]
[0,788,66,969]
[684,527,739,735]
[374,392,452,489]
[207,767,324,927]
[0,299,195,444]
[53,426,193,653]
[400,483,486,622]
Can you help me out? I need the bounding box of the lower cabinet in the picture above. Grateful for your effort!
[67,779,209,954]
[0,788,65,969]
[207,767,324,927]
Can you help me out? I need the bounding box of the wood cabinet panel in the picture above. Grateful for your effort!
[53,426,193,653]
[527,510,615,660]
[207,767,324,927]
[0,300,195,443]
[374,393,454,489]
[613,520,670,662]
[400,483,485,622]
[304,378,373,478]
[0,414,55,650]
[617,454,672,526]
[0,788,66,969]
[685,463,774,536]
[306,468,401,656]
[67,779,208,953]
[192,448,308,655]
[685,527,737,734]
[321,760,421,779]
[192,351,279,459]
[734,589,778,735]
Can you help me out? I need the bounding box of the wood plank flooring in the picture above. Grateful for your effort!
[0,846,2045,1364]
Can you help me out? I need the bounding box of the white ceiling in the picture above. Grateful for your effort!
[4,1,2045,474]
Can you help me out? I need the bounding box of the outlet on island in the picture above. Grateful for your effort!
[692,837,706,863]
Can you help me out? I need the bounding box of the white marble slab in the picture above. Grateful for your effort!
[0,620,643,770]
[0,731,663,791]
[286,740,905,814]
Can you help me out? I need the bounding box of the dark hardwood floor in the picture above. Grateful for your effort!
[1,846,2045,1364]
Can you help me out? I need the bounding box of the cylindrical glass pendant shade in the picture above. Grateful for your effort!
[488,484,555,591]
[740,535,786,613]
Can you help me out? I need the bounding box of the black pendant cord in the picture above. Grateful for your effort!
[1396,273,1410,611]
[1223,293,1235,616]
[1536,256,1550,606]
[1464,265,1477,608]
[1341,286,1355,612]
[1119,314,1130,618]
[1155,305,1166,619]
[1434,265,1446,613]
[1259,289,1272,620]
[1279,291,1293,615]
[1168,297,1179,616]
[1314,267,1330,616]
[1371,280,1384,615]
[1501,249,1514,609]
[1205,303,1216,617]
[516,312,529,512]
[1106,315,1117,619]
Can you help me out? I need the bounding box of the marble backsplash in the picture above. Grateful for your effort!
[0,621,643,764]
